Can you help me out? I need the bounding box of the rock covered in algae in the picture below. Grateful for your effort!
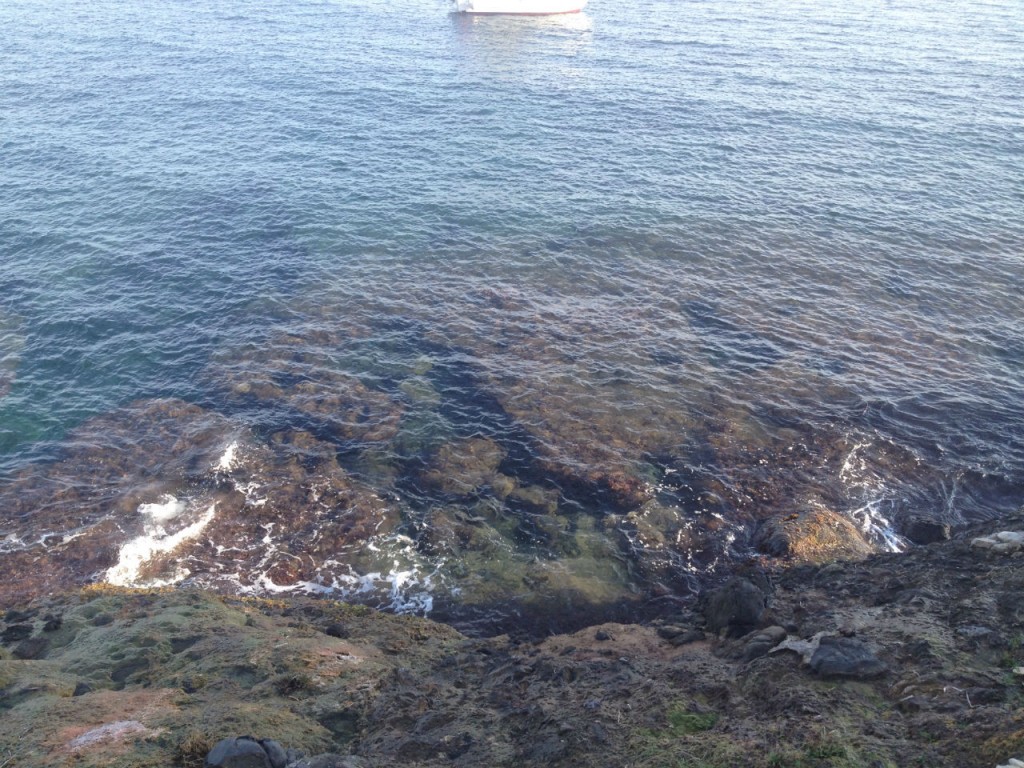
[417,437,505,496]
[206,328,404,446]
[701,576,768,638]
[0,400,403,606]
[753,504,874,565]
[0,399,240,603]
[5,514,1024,768]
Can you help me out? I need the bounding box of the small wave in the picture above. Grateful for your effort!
[229,534,440,616]
[839,439,908,553]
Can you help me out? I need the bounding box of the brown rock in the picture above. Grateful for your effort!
[754,506,874,564]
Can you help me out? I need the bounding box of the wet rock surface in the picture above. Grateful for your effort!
[2,513,1024,767]
[754,506,875,564]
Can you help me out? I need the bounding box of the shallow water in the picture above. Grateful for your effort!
[1,0,1022,633]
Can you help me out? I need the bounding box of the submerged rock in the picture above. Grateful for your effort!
[418,437,505,497]
[0,401,407,608]
[207,329,404,446]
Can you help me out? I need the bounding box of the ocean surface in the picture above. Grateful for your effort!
[1,0,1022,634]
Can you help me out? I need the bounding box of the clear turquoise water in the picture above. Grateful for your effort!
[1,0,1023,625]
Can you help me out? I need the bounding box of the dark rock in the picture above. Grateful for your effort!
[670,629,706,647]
[3,609,35,623]
[42,615,63,632]
[996,590,1024,623]
[896,695,926,713]
[965,686,1004,705]
[182,675,206,694]
[1,624,33,643]
[206,737,272,768]
[956,624,997,649]
[702,577,767,638]
[324,622,349,639]
[741,626,787,662]
[901,516,951,545]
[72,682,93,697]
[594,629,611,641]
[898,638,935,663]
[110,659,148,686]
[259,739,289,768]
[808,636,888,679]
[12,637,49,660]
[656,624,687,640]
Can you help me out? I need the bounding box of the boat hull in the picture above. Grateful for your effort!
[455,0,586,14]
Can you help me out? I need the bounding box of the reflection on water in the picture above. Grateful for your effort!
[450,10,593,76]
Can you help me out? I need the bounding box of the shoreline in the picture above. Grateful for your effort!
[3,510,1024,767]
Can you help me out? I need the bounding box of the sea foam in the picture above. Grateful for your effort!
[104,500,217,587]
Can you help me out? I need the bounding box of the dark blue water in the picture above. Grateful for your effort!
[1,0,1022,628]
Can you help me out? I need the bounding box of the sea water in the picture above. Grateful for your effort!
[1,0,1022,633]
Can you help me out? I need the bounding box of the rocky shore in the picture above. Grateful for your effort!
[3,511,1024,768]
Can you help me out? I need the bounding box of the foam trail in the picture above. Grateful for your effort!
[104,501,217,587]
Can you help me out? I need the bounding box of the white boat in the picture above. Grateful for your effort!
[454,0,586,14]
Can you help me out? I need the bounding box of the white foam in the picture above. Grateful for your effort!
[214,441,239,473]
[838,440,907,553]
[104,502,217,587]
[1,524,97,553]
[139,495,186,524]
[849,499,905,553]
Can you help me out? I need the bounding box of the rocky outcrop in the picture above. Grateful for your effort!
[3,514,1024,768]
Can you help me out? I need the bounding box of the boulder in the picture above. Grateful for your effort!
[741,626,788,662]
[206,738,271,768]
[702,577,767,638]
[754,507,874,565]
[971,531,1024,554]
[808,636,888,679]
[206,737,297,768]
